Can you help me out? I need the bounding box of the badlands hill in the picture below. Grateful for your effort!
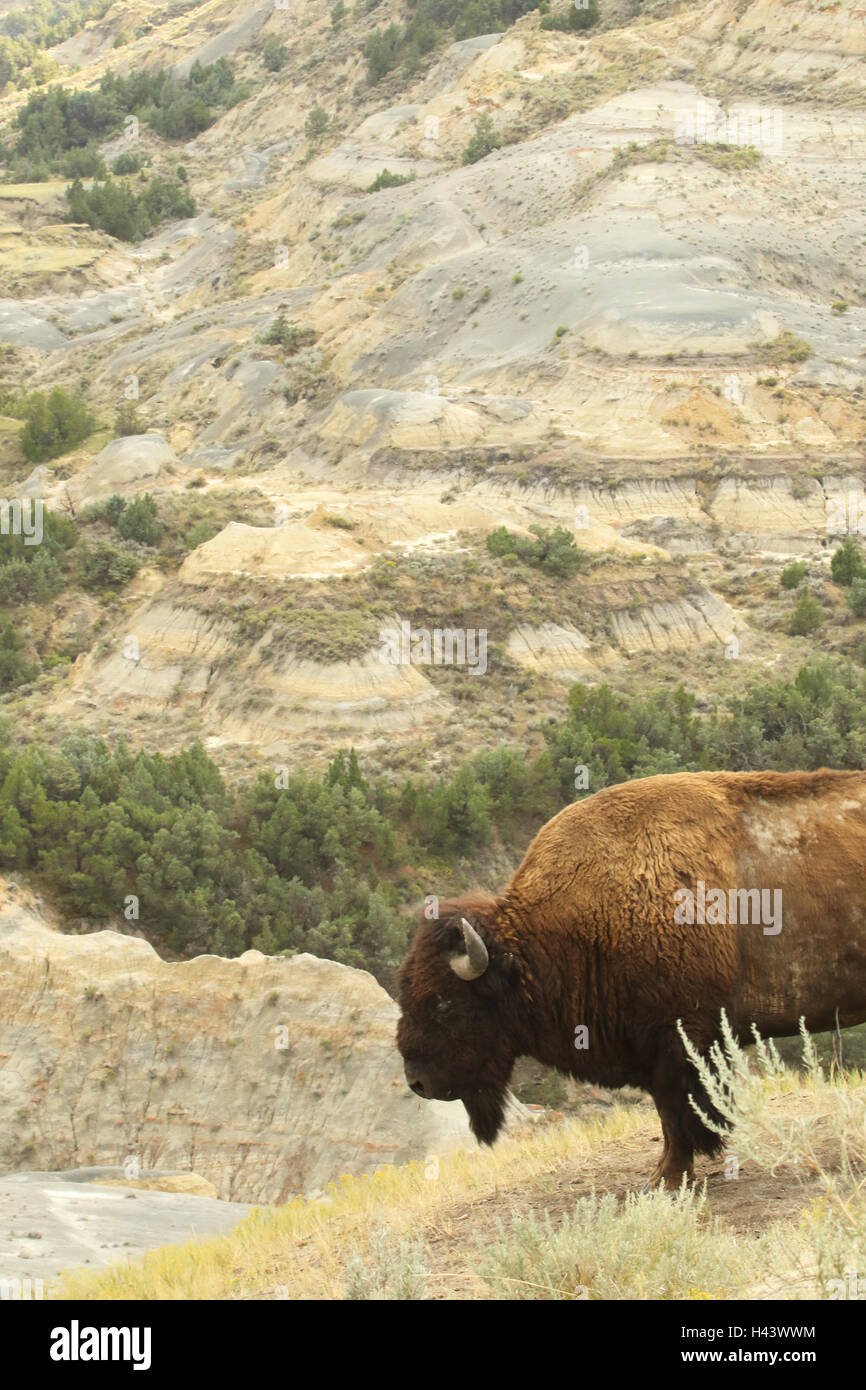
[0,876,471,1207]
[0,0,864,779]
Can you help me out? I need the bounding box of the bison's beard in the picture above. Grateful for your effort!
[462,1085,507,1146]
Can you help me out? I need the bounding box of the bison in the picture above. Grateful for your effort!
[396,768,866,1189]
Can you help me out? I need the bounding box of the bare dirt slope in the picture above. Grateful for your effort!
[1,0,865,775]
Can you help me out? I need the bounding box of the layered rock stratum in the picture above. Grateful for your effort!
[0,0,863,773]
[0,880,472,1205]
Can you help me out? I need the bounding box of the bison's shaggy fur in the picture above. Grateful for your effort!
[397,769,866,1187]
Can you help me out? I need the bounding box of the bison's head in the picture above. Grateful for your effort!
[396,896,523,1146]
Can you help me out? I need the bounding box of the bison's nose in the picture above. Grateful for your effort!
[404,1064,430,1098]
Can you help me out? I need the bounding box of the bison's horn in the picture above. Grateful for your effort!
[450,918,489,981]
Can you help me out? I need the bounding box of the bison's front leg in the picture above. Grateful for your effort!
[646,1116,695,1192]
[646,1025,724,1191]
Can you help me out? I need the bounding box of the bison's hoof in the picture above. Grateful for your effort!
[643,1172,692,1196]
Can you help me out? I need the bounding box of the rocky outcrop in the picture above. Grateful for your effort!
[0,882,473,1206]
[64,434,177,510]
[608,589,742,655]
[53,597,452,754]
[507,622,598,680]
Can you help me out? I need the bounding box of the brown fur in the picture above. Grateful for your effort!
[396,769,866,1187]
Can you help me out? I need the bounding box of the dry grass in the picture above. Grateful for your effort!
[0,183,69,204]
[56,1053,866,1300]
[58,1106,646,1301]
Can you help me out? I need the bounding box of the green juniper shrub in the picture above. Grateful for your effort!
[485,524,587,577]
[0,617,36,692]
[262,37,288,71]
[540,0,599,31]
[19,388,96,462]
[462,113,501,165]
[76,541,140,591]
[831,537,865,587]
[847,577,866,618]
[366,168,413,192]
[111,150,142,175]
[780,561,807,590]
[116,493,161,546]
[787,590,823,637]
[260,313,317,355]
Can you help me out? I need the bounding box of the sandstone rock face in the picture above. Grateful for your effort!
[507,622,597,681]
[65,434,177,509]
[0,882,473,1205]
[607,589,741,655]
[55,599,453,755]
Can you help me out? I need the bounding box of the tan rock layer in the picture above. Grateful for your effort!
[0,885,472,1205]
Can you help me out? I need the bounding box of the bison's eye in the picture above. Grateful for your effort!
[435,997,452,1018]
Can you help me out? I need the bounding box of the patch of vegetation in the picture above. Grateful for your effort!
[0,617,37,692]
[486,524,587,577]
[847,578,866,619]
[765,331,811,366]
[366,168,414,192]
[17,387,97,462]
[3,60,248,181]
[304,106,330,140]
[114,402,147,438]
[111,151,143,176]
[364,23,404,84]
[692,142,762,171]
[0,0,112,50]
[115,494,162,547]
[479,1182,744,1299]
[184,519,219,552]
[574,137,762,207]
[345,1225,427,1300]
[260,313,317,356]
[77,540,140,592]
[66,174,195,243]
[462,113,501,166]
[779,561,807,591]
[238,599,383,663]
[0,1,112,91]
[787,590,823,637]
[0,737,405,971]
[80,491,162,548]
[262,37,288,72]
[364,0,541,84]
[831,538,865,587]
[0,506,77,607]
